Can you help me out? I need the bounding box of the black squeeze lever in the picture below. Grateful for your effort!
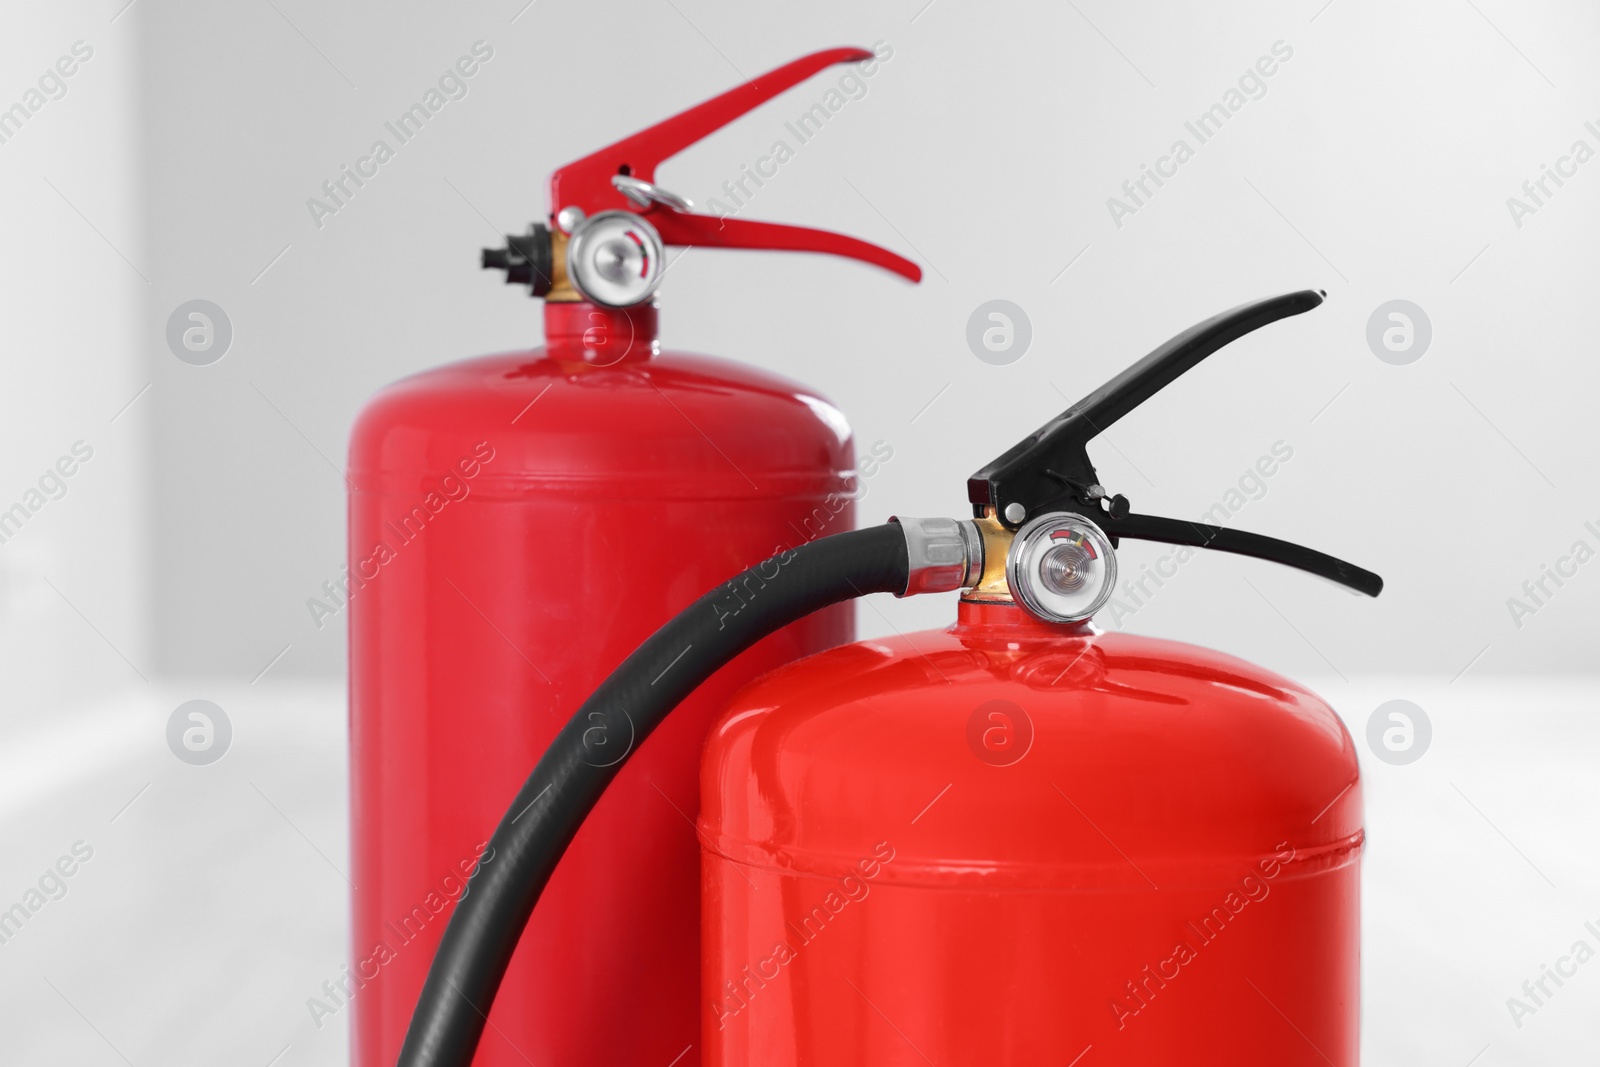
[967,289,1383,597]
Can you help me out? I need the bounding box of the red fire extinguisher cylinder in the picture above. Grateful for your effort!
[351,46,922,1067]
[389,290,1384,1067]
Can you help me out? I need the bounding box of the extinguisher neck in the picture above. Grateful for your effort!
[543,300,660,365]
[951,598,1097,639]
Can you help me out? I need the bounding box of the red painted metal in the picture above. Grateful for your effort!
[541,301,660,364]
[648,214,920,283]
[702,599,1362,1066]
[549,47,921,283]
[351,45,919,1067]
[349,335,860,1067]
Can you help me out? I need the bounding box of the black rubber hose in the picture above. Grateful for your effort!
[397,523,910,1067]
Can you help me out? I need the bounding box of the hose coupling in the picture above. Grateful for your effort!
[891,516,984,596]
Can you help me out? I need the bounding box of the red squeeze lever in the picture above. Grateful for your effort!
[546,47,922,294]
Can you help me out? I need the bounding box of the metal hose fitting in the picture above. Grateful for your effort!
[891,516,984,595]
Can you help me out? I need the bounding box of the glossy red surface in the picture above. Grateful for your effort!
[702,600,1362,1066]
[349,315,858,1067]
[542,299,659,364]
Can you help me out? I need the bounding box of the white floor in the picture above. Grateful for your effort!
[0,677,1595,1066]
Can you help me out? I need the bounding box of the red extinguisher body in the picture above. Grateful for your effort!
[701,600,1361,1066]
[348,308,859,1067]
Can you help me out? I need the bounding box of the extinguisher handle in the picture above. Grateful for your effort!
[969,289,1325,522]
[650,212,921,281]
[1101,512,1383,597]
[966,287,1385,597]
[551,47,869,210]
[547,47,918,282]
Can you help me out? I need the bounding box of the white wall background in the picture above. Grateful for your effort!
[2,2,1598,1065]
[0,5,148,709]
[131,0,1599,685]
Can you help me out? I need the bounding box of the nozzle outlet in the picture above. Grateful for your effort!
[482,224,554,297]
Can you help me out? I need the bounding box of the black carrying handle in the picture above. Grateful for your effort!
[969,289,1325,518]
[1102,512,1382,597]
[968,289,1383,598]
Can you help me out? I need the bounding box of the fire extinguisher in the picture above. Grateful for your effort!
[347,48,918,1067]
[393,286,1382,1067]
[393,288,1383,1066]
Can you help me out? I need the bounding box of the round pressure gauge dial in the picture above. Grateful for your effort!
[565,210,666,308]
[1006,512,1119,624]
